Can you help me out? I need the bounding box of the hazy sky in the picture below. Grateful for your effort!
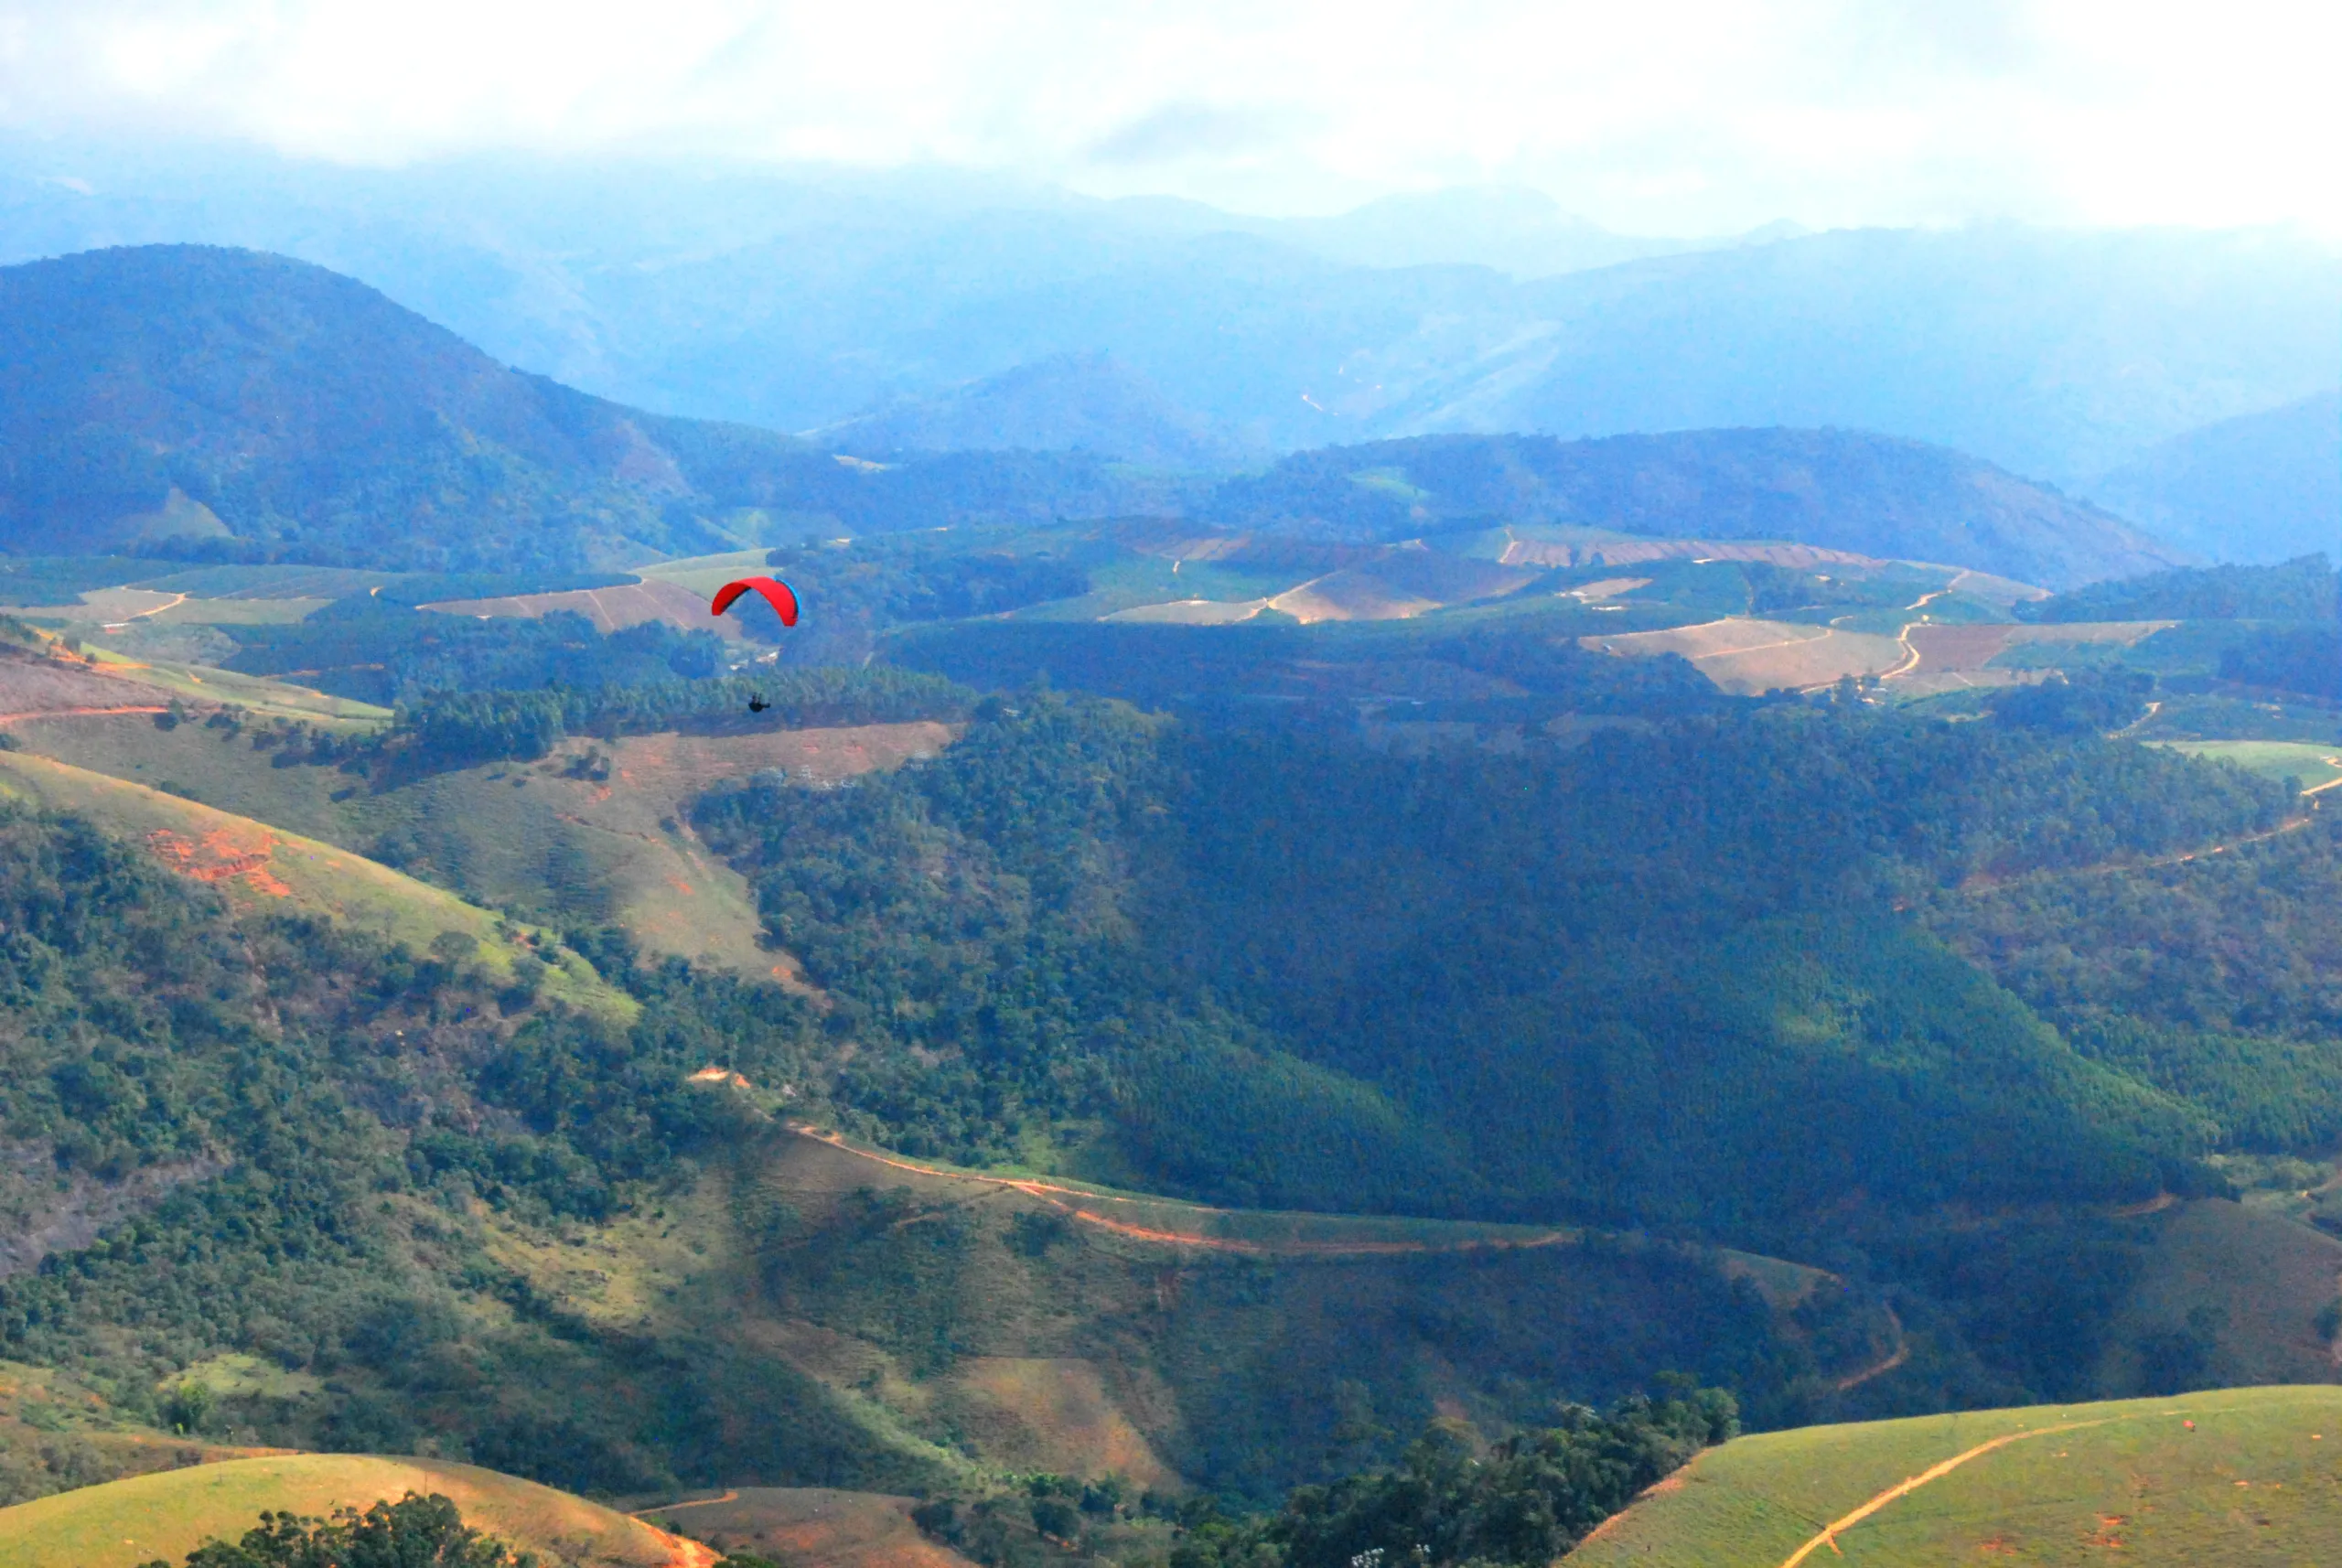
[1,0,2335,235]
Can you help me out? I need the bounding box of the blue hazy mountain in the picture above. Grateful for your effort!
[810,351,1258,467]
[0,245,1192,571]
[0,139,2332,486]
[2083,391,2340,564]
[0,245,2179,587]
[1218,430,2186,588]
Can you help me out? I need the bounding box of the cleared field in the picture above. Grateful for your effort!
[0,648,177,721]
[134,564,401,600]
[18,588,334,628]
[145,596,330,626]
[1014,555,1309,622]
[2095,1199,2342,1393]
[641,1487,973,1568]
[0,748,630,1019]
[1500,534,1887,572]
[424,578,748,640]
[78,648,389,727]
[1102,597,1271,624]
[1271,553,1539,624]
[1567,1385,2342,1566]
[2154,740,2342,795]
[542,725,953,976]
[1585,618,1906,693]
[940,1359,1182,1486]
[0,1455,688,1568]
[634,549,781,597]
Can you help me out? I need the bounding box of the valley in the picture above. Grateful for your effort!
[0,236,2337,1568]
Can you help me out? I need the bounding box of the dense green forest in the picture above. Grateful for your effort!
[2023,554,2336,623]
[694,692,2283,1234]
[0,795,1819,1501]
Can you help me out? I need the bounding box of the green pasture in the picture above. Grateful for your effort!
[0,1455,672,1568]
[0,747,632,1021]
[81,644,390,726]
[1567,1385,2342,1565]
[2154,739,2342,794]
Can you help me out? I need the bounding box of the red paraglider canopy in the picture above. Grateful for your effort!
[710,575,800,628]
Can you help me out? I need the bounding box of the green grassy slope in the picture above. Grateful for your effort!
[0,1455,682,1568]
[2153,739,2342,794]
[466,1123,1882,1499]
[0,746,629,1019]
[1567,1384,2342,1565]
[2,712,951,975]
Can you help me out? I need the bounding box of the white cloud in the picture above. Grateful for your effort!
[0,0,2334,234]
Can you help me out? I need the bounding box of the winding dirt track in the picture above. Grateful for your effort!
[1777,1419,2110,1567]
[1771,1410,2228,1567]
[787,1125,1581,1258]
[1829,1307,1909,1393]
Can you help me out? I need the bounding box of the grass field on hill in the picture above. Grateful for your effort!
[2,712,951,975]
[0,747,630,1018]
[0,1455,686,1568]
[80,645,390,727]
[2153,739,2342,794]
[1569,1385,2342,1565]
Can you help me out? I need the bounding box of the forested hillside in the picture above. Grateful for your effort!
[693,693,2283,1234]
[0,248,1191,572]
[1212,430,2182,587]
[0,247,2216,592]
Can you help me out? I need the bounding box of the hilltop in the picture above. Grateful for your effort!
[1212,429,2186,588]
[0,246,2216,590]
[1568,1385,2342,1565]
[0,1454,686,1568]
[0,247,1187,573]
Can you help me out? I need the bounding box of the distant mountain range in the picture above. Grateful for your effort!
[2084,392,2340,564]
[0,245,2200,588]
[811,351,1256,468]
[1,142,2333,486]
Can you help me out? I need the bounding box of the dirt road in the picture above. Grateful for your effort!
[787,1124,1578,1258]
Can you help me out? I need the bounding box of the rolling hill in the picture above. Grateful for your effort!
[0,1454,688,1568]
[0,745,631,1019]
[0,247,1189,573]
[1212,430,2186,589]
[1567,1385,2342,1565]
[0,244,2197,591]
[2086,390,2341,564]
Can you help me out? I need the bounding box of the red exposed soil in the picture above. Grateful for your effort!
[145,826,294,897]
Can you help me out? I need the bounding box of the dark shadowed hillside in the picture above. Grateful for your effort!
[0,247,1192,573]
[1209,429,2186,588]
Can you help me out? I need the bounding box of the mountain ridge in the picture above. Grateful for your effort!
[3,145,2332,478]
[1212,429,2186,588]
